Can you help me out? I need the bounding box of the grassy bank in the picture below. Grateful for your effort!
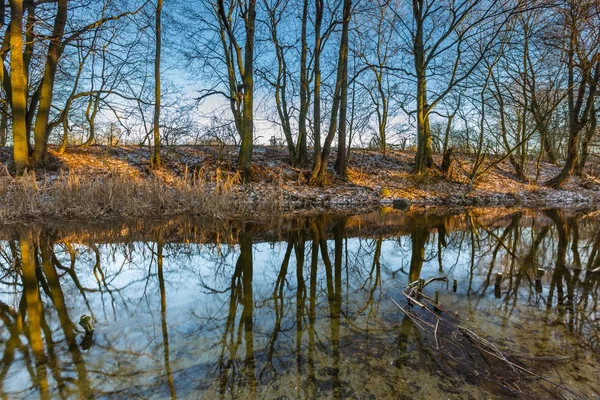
[0,145,599,222]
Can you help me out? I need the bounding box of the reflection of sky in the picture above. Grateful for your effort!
[0,220,599,399]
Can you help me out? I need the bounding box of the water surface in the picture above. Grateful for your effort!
[0,208,598,399]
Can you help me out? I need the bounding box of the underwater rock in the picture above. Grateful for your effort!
[392,198,411,211]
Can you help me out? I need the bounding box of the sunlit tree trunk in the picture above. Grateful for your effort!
[32,0,67,167]
[9,0,29,174]
[376,70,389,156]
[24,0,35,156]
[83,94,99,146]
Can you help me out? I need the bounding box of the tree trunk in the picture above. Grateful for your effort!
[32,0,68,167]
[547,8,599,189]
[267,4,294,164]
[58,116,69,155]
[334,1,351,177]
[575,107,596,176]
[414,66,432,173]
[236,0,256,183]
[152,0,162,167]
[295,0,309,167]
[311,0,324,175]
[311,0,351,185]
[441,147,454,178]
[23,1,34,157]
[9,0,29,174]
[492,73,527,181]
[442,113,454,156]
[375,69,388,156]
[413,1,432,174]
[531,101,558,165]
[0,103,7,146]
[83,94,99,146]
[547,67,598,188]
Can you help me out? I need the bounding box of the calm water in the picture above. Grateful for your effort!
[0,209,598,399]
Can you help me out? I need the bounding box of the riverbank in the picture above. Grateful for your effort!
[0,145,599,222]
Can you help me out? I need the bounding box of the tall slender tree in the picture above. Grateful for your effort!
[392,0,516,174]
[310,0,352,185]
[312,0,324,176]
[546,0,600,188]
[334,0,352,177]
[8,0,28,174]
[31,0,68,166]
[152,0,163,167]
[214,0,257,182]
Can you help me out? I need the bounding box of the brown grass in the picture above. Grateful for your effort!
[0,167,283,223]
[0,145,599,223]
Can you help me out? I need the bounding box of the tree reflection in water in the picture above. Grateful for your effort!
[0,209,598,399]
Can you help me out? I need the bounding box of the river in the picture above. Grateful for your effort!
[0,208,598,399]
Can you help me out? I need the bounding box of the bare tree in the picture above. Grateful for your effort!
[392,0,519,174]
[7,0,29,174]
[310,0,352,184]
[546,0,600,188]
[152,0,163,167]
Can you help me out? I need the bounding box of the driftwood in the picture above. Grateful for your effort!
[392,277,585,399]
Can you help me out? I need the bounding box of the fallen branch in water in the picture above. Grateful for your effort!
[392,277,585,399]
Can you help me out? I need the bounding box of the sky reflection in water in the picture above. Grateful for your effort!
[0,209,598,399]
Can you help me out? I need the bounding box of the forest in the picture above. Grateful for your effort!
[0,0,599,213]
[1,2,600,398]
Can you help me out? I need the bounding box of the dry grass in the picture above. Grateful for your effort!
[0,145,599,223]
[0,167,283,223]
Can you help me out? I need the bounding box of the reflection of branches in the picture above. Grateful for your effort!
[216,226,255,396]
[344,236,382,330]
[52,244,94,318]
[482,215,519,293]
[259,238,293,380]
[0,294,35,395]
[90,243,117,320]
[41,234,93,398]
